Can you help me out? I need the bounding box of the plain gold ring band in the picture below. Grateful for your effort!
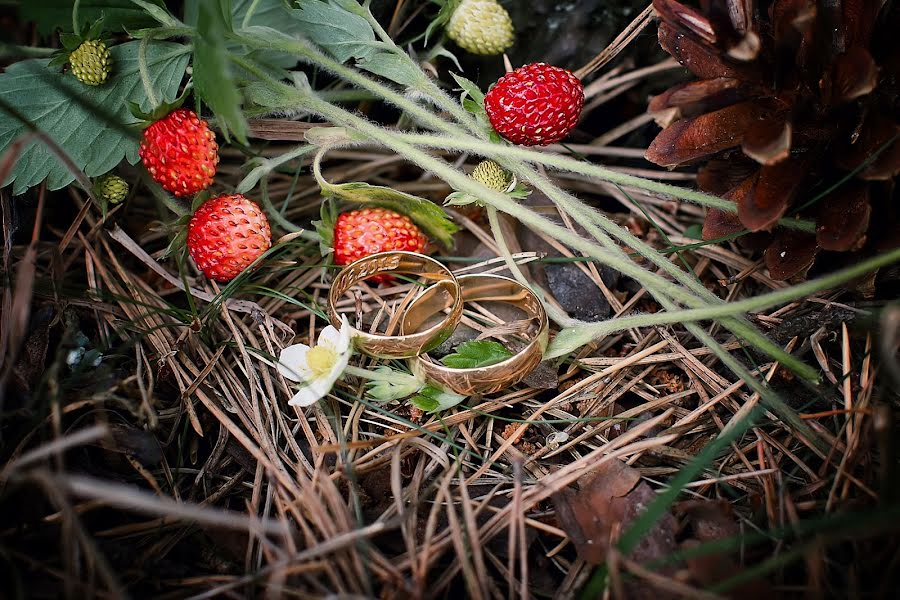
[400,273,549,395]
[327,251,463,359]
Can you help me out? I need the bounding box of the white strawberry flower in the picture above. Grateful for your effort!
[277,316,352,407]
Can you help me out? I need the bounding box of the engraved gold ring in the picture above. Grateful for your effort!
[400,273,549,396]
[327,251,463,359]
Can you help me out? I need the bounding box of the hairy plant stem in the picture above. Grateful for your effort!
[137,35,160,107]
[553,244,900,347]
[391,133,814,232]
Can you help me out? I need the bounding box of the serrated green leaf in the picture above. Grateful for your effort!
[194,0,247,143]
[358,52,423,87]
[0,41,189,195]
[291,0,380,63]
[129,0,183,28]
[18,0,165,35]
[322,181,458,247]
[185,0,308,69]
[412,384,466,413]
[441,340,513,369]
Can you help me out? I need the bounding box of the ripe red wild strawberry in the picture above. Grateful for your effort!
[187,194,272,283]
[139,108,219,197]
[484,63,584,146]
[332,208,428,283]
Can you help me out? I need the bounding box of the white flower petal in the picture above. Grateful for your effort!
[288,385,325,407]
[277,343,312,382]
[316,324,343,352]
[336,315,352,352]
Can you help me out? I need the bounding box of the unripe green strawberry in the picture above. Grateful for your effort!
[69,40,111,86]
[139,108,219,198]
[187,194,272,282]
[471,160,510,191]
[93,174,129,204]
[446,0,514,56]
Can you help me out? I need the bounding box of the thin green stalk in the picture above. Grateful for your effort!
[72,0,81,33]
[514,164,817,381]
[138,35,159,107]
[392,132,814,231]
[258,178,302,233]
[230,32,462,136]
[552,244,900,351]
[485,205,576,326]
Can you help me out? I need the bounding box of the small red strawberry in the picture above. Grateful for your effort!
[484,63,584,146]
[139,108,219,197]
[187,194,271,282]
[333,208,428,283]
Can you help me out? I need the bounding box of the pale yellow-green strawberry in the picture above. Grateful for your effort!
[446,0,514,56]
[472,160,511,191]
[94,174,128,204]
[69,40,111,86]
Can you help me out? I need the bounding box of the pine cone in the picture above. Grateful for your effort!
[646,0,899,282]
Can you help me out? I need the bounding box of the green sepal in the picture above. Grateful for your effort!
[60,33,83,51]
[191,190,212,212]
[320,181,459,248]
[365,366,426,402]
[48,53,71,68]
[444,191,478,207]
[85,17,106,40]
[162,215,191,260]
[312,198,338,256]
[425,0,460,44]
[128,86,190,124]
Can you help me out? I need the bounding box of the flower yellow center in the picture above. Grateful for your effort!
[306,345,338,378]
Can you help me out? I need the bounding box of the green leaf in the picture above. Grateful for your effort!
[291,0,380,63]
[322,181,459,248]
[545,327,592,359]
[358,52,423,88]
[18,0,165,35]
[683,223,704,240]
[441,340,513,369]
[0,41,189,195]
[185,0,308,69]
[411,384,467,413]
[194,0,247,143]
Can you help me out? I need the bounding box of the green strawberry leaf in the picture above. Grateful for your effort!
[441,340,514,369]
[291,0,380,64]
[358,52,424,88]
[321,181,458,248]
[18,0,165,36]
[0,41,189,195]
[194,0,248,144]
[411,384,467,413]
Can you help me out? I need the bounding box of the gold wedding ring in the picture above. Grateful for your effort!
[328,251,463,359]
[400,274,549,396]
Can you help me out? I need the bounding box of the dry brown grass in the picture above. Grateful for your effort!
[1,54,898,600]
